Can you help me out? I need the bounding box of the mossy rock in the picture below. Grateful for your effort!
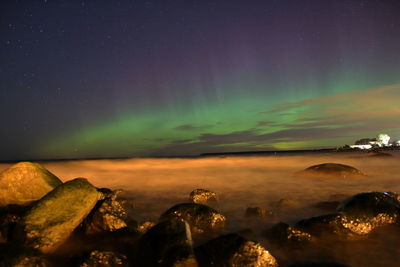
[0,162,62,206]
[16,178,101,253]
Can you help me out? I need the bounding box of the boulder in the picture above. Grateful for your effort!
[245,207,272,218]
[195,233,278,267]
[263,222,314,248]
[82,189,128,235]
[0,204,31,243]
[160,203,225,240]
[189,189,218,206]
[137,221,156,234]
[0,243,50,267]
[16,178,101,253]
[0,162,62,206]
[79,250,128,267]
[295,163,365,178]
[135,219,198,266]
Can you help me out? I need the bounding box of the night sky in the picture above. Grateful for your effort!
[1,0,400,160]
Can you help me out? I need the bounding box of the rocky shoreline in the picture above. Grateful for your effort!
[1,161,400,266]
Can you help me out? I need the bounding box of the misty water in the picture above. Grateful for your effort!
[1,151,399,266]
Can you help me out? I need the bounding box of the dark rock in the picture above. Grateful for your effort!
[135,219,197,266]
[137,221,156,234]
[245,207,272,218]
[295,163,365,178]
[263,222,314,248]
[275,198,300,209]
[369,152,392,157]
[286,259,351,267]
[189,189,218,206]
[0,243,50,267]
[82,189,128,235]
[79,250,128,267]
[160,203,225,240]
[0,205,31,243]
[195,233,278,267]
[15,178,101,253]
[0,162,62,206]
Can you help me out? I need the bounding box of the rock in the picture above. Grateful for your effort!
[274,198,300,209]
[16,178,101,253]
[82,189,128,235]
[137,221,156,234]
[135,219,198,266]
[313,201,340,211]
[0,243,50,267]
[295,163,365,178]
[195,233,278,267]
[245,207,272,218]
[160,203,225,241]
[286,259,351,267]
[263,222,314,248]
[369,152,392,157]
[0,205,31,243]
[0,162,62,206]
[79,250,128,267]
[189,189,218,206]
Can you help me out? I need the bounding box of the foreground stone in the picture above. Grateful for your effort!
[135,219,198,266]
[160,203,225,240]
[195,233,278,267]
[79,250,128,267]
[0,205,31,243]
[295,163,365,178]
[263,222,314,248]
[0,243,50,267]
[189,189,218,206]
[16,178,101,253]
[82,189,128,235]
[0,162,62,206]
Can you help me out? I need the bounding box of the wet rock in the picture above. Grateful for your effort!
[0,162,62,206]
[195,233,278,267]
[82,189,128,235]
[245,207,272,218]
[0,205,31,242]
[0,243,50,267]
[263,222,314,248]
[160,203,225,240]
[295,163,365,178]
[369,152,392,157]
[16,178,101,253]
[189,189,218,205]
[137,221,156,234]
[275,198,300,209]
[286,259,351,267]
[79,250,128,267]
[135,219,197,266]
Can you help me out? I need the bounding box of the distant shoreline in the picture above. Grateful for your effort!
[1,147,398,164]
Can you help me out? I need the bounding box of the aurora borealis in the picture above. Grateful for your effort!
[1,0,400,160]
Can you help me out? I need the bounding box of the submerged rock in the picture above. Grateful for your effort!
[189,189,218,205]
[0,162,62,206]
[135,219,197,266]
[245,207,271,218]
[160,203,225,240]
[16,178,101,253]
[295,163,365,178]
[79,250,128,267]
[82,189,128,235]
[195,233,278,267]
[263,222,314,248]
[313,201,340,212]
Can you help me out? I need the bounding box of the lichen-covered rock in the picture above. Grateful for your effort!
[195,233,278,267]
[16,178,101,253]
[263,222,314,247]
[137,221,156,234]
[135,219,198,266]
[189,189,218,205]
[160,203,225,240]
[82,189,128,235]
[79,250,128,267]
[0,243,50,267]
[295,163,365,178]
[0,162,62,206]
[286,259,351,267]
[245,207,271,218]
